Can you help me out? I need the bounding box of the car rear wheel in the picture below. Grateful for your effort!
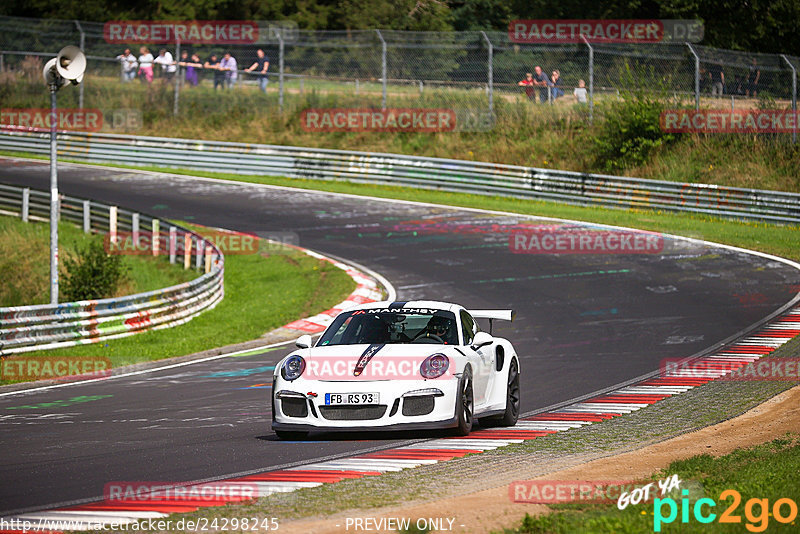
[452,367,474,436]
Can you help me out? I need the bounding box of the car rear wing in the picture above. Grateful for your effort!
[468,309,515,334]
[469,309,515,321]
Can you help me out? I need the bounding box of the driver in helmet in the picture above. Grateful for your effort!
[415,315,453,344]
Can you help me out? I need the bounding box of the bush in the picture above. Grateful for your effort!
[61,241,127,301]
[592,94,678,173]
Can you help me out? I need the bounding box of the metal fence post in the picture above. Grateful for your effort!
[82,200,90,232]
[781,55,797,144]
[581,36,594,124]
[132,212,140,246]
[152,218,160,256]
[169,226,177,264]
[173,40,180,116]
[195,238,204,269]
[481,31,493,114]
[376,30,387,110]
[21,187,29,222]
[687,43,700,110]
[278,32,284,113]
[74,20,85,109]
[109,206,118,244]
[184,234,192,269]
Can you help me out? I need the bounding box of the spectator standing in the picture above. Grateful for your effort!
[137,46,154,84]
[245,49,270,92]
[709,63,724,97]
[180,52,202,87]
[573,79,588,103]
[154,49,177,82]
[550,70,564,100]
[220,52,238,89]
[116,48,137,82]
[533,65,549,103]
[517,72,536,101]
[747,59,760,97]
[205,53,225,90]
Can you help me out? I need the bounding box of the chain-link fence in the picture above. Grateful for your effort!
[0,15,797,138]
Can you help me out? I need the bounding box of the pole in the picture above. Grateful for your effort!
[687,43,700,110]
[481,31,493,114]
[49,86,59,304]
[278,32,284,113]
[74,20,85,109]
[173,40,181,116]
[781,55,797,144]
[376,30,387,110]
[581,35,594,124]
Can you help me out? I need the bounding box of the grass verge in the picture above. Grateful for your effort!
[503,434,800,533]
[1,221,356,384]
[0,214,196,306]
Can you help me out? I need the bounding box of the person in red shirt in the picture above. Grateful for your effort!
[518,72,536,101]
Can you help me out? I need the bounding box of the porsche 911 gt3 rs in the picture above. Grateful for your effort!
[271,301,520,439]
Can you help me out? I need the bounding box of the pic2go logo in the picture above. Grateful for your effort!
[653,489,798,532]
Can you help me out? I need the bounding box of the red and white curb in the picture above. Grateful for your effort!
[283,250,384,333]
[2,305,798,531]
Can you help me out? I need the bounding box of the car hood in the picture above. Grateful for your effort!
[293,343,461,381]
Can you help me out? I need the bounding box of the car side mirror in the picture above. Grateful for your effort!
[471,331,493,350]
[295,334,313,349]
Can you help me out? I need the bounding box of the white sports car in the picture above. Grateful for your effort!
[271,300,520,439]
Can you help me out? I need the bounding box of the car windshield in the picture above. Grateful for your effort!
[317,308,459,346]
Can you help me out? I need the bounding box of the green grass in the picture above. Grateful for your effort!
[501,435,800,533]
[0,218,357,382]
[0,214,195,306]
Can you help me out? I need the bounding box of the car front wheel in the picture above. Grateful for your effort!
[452,367,474,436]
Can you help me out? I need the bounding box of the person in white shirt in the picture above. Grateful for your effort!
[154,49,177,82]
[116,48,137,82]
[574,79,588,104]
[137,46,154,84]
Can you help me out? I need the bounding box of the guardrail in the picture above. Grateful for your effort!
[0,129,799,224]
[0,183,224,355]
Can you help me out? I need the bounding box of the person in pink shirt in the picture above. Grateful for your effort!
[137,46,154,84]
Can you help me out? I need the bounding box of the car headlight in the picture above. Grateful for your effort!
[420,353,449,379]
[281,355,306,381]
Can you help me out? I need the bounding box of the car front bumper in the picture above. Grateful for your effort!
[271,377,460,432]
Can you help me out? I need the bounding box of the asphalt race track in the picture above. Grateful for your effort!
[1,158,798,514]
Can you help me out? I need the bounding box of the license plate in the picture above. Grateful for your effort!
[324,392,380,405]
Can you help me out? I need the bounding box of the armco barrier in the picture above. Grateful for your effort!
[0,129,798,224]
[0,183,224,355]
